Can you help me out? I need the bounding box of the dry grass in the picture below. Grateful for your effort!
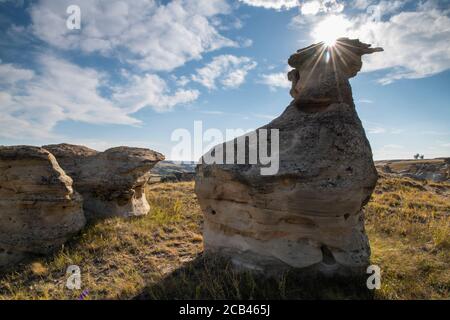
[365,174,450,299]
[0,176,448,300]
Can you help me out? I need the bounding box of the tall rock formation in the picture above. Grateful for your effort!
[43,144,164,220]
[195,38,382,276]
[0,146,85,267]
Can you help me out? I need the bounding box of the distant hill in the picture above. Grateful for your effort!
[150,161,197,183]
[150,158,450,183]
[375,158,449,182]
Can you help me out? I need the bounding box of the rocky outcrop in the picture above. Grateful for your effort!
[0,146,85,267]
[195,38,382,276]
[376,159,450,182]
[151,161,197,183]
[43,144,164,220]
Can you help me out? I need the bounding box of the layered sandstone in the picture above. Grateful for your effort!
[0,146,85,267]
[195,38,382,276]
[44,144,164,220]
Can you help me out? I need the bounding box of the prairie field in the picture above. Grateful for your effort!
[0,175,448,300]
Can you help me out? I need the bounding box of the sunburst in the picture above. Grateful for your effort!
[313,15,351,49]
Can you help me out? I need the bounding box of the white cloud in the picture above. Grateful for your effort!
[175,75,191,87]
[0,56,200,139]
[30,0,237,72]
[357,99,374,104]
[349,6,450,83]
[294,1,450,83]
[113,74,199,113]
[301,1,321,15]
[0,63,34,85]
[0,57,138,139]
[367,127,386,134]
[300,0,344,15]
[259,72,291,90]
[192,55,257,89]
[351,0,374,10]
[238,0,299,10]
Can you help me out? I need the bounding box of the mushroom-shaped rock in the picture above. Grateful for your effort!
[43,144,165,220]
[0,146,86,267]
[195,39,382,276]
[288,38,383,111]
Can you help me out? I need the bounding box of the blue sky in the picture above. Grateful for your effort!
[0,0,449,160]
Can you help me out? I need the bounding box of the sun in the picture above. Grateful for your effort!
[312,15,351,47]
[324,38,337,47]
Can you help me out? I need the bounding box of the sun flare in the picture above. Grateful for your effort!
[313,15,351,47]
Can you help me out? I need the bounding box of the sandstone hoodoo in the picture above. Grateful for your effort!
[43,144,165,220]
[0,146,85,267]
[195,38,383,276]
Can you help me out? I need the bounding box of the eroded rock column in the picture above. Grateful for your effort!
[0,146,85,267]
[44,144,164,220]
[195,38,382,276]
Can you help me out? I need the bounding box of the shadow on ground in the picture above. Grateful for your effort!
[136,254,374,300]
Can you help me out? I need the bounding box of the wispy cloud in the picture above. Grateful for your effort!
[258,72,291,90]
[420,130,450,136]
[367,126,387,134]
[356,99,374,104]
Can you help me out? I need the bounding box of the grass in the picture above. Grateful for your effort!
[365,173,450,299]
[0,176,448,300]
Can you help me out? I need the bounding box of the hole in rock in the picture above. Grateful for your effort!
[321,245,336,265]
[344,213,350,220]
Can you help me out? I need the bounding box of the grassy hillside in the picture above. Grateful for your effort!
[0,175,448,300]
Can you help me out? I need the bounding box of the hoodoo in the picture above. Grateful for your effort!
[44,144,165,220]
[195,38,383,276]
[0,146,85,267]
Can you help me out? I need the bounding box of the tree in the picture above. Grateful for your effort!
[420,155,424,160]
[414,154,420,160]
